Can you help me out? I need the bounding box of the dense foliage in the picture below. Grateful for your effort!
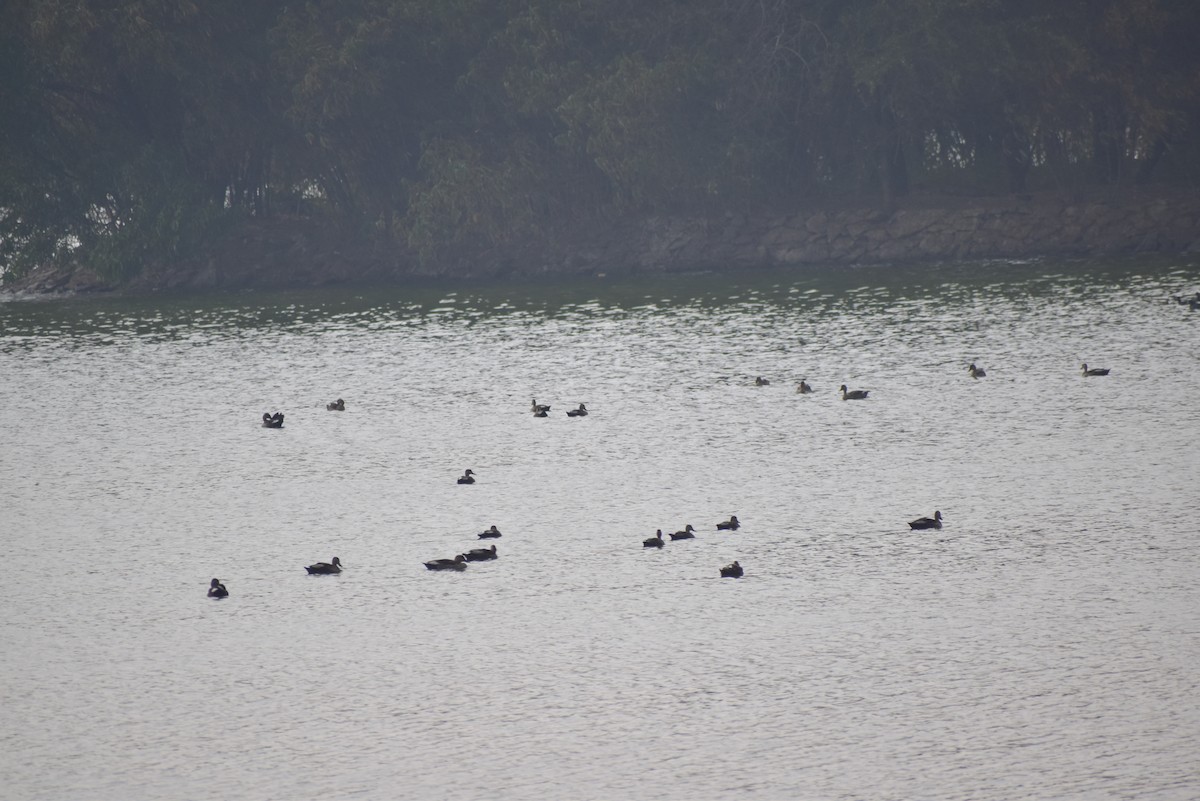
[2,0,1198,279]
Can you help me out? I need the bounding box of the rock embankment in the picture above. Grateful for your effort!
[563,190,1200,277]
[5,190,1199,294]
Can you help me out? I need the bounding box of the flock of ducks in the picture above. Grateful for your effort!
[640,518,745,578]
[758,361,1111,399]
[531,399,588,417]
[764,375,878,399]
[209,520,508,593]
[298,524,502,581]
[1172,291,1200,310]
[422,526,503,571]
[223,358,1118,597]
[425,542,500,571]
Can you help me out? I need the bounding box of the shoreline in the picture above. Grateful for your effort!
[5,188,1199,298]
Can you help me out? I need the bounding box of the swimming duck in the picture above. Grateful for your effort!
[208,578,229,598]
[643,529,665,548]
[755,376,770,386]
[1081,363,1110,376]
[463,545,498,562]
[425,554,468,571]
[796,380,813,394]
[326,398,345,411]
[566,403,588,417]
[457,469,476,484]
[305,556,343,574]
[262,411,284,428]
[531,399,551,414]
[968,363,986,379]
[669,524,696,541]
[908,511,943,530]
[719,561,743,578]
[716,515,740,531]
[839,385,869,400]
[478,525,502,539]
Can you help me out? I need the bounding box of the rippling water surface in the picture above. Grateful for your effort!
[2,258,1199,800]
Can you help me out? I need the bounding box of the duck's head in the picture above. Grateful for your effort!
[331,557,342,567]
[210,578,222,588]
[839,384,848,392]
[934,511,942,520]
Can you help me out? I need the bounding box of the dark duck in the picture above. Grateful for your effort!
[908,511,943,530]
[305,556,343,574]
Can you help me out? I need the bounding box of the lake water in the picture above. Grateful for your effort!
[2,257,1198,801]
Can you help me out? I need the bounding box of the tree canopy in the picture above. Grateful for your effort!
[2,0,1198,279]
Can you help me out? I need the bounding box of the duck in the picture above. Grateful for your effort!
[968,363,986,379]
[566,403,588,417]
[669,524,696,540]
[716,515,740,531]
[463,544,498,562]
[261,411,284,428]
[326,398,345,411]
[305,556,343,574]
[208,578,229,598]
[457,469,476,484]
[478,525,502,539]
[755,376,770,386]
[839,385,869,400]
[908,511,943,530]
[796,379,813,394]
[531,399,551,414]
[719,561,743,578]
[643,529,665,548]
[1081,363,1110,376]
[425,554,468,571]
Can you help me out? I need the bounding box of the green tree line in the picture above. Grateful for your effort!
[2,0,1198,280]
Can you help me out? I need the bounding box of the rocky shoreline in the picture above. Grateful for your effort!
[5,189,1199,296]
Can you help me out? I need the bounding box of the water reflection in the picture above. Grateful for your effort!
[3,255,1194,347]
